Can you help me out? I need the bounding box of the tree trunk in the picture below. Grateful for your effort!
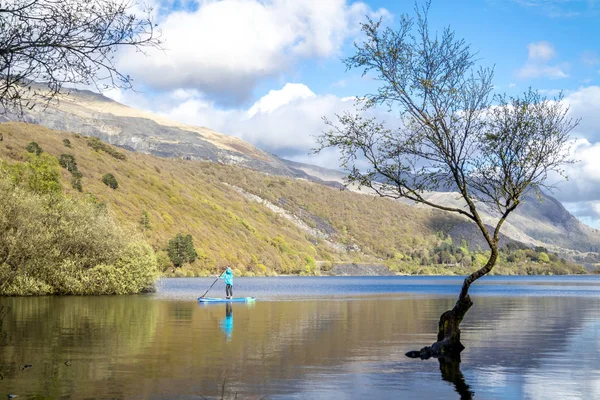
[406,247,498,359]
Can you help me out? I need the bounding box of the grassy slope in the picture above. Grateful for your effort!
[0,122,586,276]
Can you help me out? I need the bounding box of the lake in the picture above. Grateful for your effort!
[1,276,600,399]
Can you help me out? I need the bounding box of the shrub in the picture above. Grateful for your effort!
[2,153,62,195]
[0,177,158,295]
[87,137,127,160]
[167,233,198,267]
[140,211,152,231]
[102,173,118,189]
[26,141,43,155]
[71,176,83,192]
[156,251,172,272]
[538,252,550,263]
[63,138,72,148]
[59,154,78,173]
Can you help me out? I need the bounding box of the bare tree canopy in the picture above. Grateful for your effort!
[0,0,160,114]
[317,3,578,357]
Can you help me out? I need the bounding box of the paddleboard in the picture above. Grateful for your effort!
[198,297,255,303]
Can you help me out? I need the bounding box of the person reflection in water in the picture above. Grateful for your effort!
[220,302,233,342]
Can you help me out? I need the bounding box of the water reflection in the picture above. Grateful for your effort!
[1,280,600,399]
[220,303,234,342]
[439,355,473,400]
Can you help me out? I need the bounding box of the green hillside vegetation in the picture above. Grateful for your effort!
[0,153,158,295]
[0,123,586,283]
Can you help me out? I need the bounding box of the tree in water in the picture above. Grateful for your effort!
[317,3,577,357]
[0,0,160,114]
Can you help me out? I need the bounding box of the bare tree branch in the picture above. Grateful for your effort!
[0,0,162,115]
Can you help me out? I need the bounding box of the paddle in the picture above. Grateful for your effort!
[199,270,225,298]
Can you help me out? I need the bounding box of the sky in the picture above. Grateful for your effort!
[104,0,600,227]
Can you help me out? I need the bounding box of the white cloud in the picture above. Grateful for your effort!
[118,0,387,105]
[247,83,315,117]
[115,81,393,169]
[552,138,600,203]
[102,87,123,103]
[519,65,568,79]
[517,41,568,79]
[564,86,600,141]
[527,42,556,62]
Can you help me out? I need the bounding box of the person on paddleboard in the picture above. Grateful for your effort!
[220,266,234,299]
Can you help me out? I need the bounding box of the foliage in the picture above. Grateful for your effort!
[0,0,160,115]
[0,176,158,295]
[140,211,152,231]
[59,154,78,173]
[0,122,588,279]
[87,137,127,160]
[102,173,119,189]
[167,233,198,267]
[26,141,43,155]
[59,153,84,191]
[2,152,62,195]
[156,251,172,272]
[63,138,71,148]
[537,252,550,263]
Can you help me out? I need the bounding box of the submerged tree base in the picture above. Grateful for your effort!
[406,295,473,359]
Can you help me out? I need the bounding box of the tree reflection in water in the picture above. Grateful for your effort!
[438,355,473,400]
[406,351,473,399]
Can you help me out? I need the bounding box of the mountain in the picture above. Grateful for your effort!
[416,191,600,256]
[3,88,600,268]
[1,88,305,177]
[284,157,600,259]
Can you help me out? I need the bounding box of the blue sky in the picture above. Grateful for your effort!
[250,0,600,102]
[110,0,600,226]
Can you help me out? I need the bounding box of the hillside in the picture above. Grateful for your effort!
[289,157,600,258]
[5,88,600,265]
[0,122,589,276]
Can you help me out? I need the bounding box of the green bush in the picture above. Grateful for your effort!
[26,141,43,155]
[87,137,127,160]
[0,177,158,295]
[2,153,62,195]
[102,173,118,189]
[63,138,72,148]
[538,252,550,263]
[167,233,198,267]
[58,154,83,191]
[71,176,83,192]
[140,211,152,231]
[156,250,172,272]
[59,154,78,173]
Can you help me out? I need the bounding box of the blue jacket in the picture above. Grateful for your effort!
[220,268,234,286]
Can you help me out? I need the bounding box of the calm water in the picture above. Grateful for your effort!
[1,276,600,399]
